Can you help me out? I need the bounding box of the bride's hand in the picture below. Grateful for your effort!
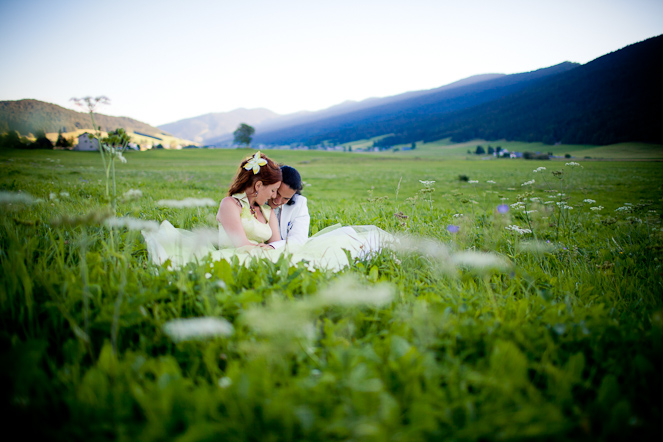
[257,243,275,249]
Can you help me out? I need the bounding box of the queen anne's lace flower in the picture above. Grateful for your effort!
[505,225,532,234]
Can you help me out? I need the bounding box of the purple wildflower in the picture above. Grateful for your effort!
[497,204,509,214]
[447,225,460,233]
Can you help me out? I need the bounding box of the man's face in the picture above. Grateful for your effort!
[268,183,296,209]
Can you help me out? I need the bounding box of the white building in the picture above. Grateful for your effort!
[74,133,99,151]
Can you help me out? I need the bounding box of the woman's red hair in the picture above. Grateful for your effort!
[227,152,282,196]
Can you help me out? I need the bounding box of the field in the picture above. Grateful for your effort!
[1,147,662,440]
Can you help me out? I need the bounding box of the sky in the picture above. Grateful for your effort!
[1,0,662,127]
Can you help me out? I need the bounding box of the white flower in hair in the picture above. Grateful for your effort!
[244,151,267,174]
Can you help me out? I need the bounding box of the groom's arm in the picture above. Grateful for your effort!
[269,196,310,249]
[286,197,310,244]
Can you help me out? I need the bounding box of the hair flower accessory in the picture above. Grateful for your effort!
[244,151,267,174]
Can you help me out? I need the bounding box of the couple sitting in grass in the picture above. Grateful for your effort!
[143,151,391,271]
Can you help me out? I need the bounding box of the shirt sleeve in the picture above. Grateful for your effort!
[286,197,310,245]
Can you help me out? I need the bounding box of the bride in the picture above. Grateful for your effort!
[143,151,392,271]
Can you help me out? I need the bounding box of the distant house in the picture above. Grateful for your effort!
[74,133,99,151]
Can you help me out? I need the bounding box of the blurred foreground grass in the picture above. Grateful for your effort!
[1,148,662,441]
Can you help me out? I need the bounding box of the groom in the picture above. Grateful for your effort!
[268,165,310,248]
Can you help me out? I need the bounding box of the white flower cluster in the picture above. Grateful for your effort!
[615,206,633,212]
[419,180,436,187]
[521,179,535,186]
[452,213,463,218]
[157,197,217,208]
[533,167,546,173]
[104,216,159,232]
[123,188,143,201]
[163,317,234,342]
[565,162,581,167]
[557,202,574,209]
[510,201,526,210]
[583,199,596,204]
[0,191,36,205]
[590,206,604,211]
[487,180,496,184]
[468,180,479,184]
[505,225,532,234]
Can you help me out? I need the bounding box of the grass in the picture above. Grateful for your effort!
[1,147,662,441]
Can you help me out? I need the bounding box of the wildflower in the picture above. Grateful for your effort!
[516,240,554,255]
[583,199,596,204]
[505,225,532,234]
[49,192,58,200]
[122,188,143,201]
[590,206,604,211]
[510,201,525,209]
[565,162,581,167]
[447,225,460,233]
[451,251,511,273]
[419,180,436,187]
[615,206,632,212]
[533,167,546,173]
[521,179,535,186]
[104,216,159,231]
[544,201,556,205]
[487,180,496,184]
[157,197,217,208]
[218,377,232,388]
[163,317,234,342]
[525,210,538,214]
[452,214,463,218]
[530,197,540,202]
[316,276,395,307]
[468,180,479,184]
[59,191,70,198]
[0,191,36,205]
[497,204,509,214]
[205,272,212,279]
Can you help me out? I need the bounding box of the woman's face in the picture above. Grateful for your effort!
[254,181,281,205]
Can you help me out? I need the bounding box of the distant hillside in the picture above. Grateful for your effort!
[254,35,663,147]
[0,99,170,138]
[252,64,577,146]
[158,108,280,144]
[375,34,663,146]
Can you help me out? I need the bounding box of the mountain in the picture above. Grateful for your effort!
[158,108,280,144]
[206,73,508,146]
[0,99,170,138]
[254,35,663,146]
[252,63,579,146]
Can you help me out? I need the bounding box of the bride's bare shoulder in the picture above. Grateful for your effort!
[219,196,242,208]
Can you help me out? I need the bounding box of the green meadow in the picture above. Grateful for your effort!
[1,147,662,440]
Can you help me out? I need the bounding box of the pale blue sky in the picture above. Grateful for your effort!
[1,0,661,126]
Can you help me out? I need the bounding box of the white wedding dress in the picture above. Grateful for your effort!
[142,193,393,272]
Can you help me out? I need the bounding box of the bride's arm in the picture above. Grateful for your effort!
[216,197,257,248]
[266,209,281,245]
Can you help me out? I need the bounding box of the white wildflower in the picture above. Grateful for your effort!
[163,317,234,342]
[525,210,538,214]
[49,192,58,200]
[419,180,436,187]
[583,199,596,204]
[565,162,581,167]
[104,216,159,232]
[316,276,394,307]
[205,272,212,279]
[590,206,604,211]
[530,197,540,202]
[468,180,479,184]
[218,377,232,388]
[59,191,70,198]
[487,180,496,184]
[452,251,511,273]
[123,188,143,201]
[533,167,546,173]
[157,197,217,208]
[615,206,632,212]
[0,191,36,205]
[505,225,532,234]
[510,201,526,209]
[544,201,556,205]
[452,213,463,218]
[521,179,535,186]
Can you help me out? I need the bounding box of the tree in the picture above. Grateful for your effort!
[56,129,73,148]
[487,146,495,155]
[475,145,485,155]
[233,123,255,148]
[411,142,416,150]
